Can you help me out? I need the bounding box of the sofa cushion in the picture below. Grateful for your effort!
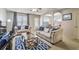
[25,26,29,29]
[39,27,44,31]
[43,32,51,38]
[37,31,51,38]
[44,28,49,33]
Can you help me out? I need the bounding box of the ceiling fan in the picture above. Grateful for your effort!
[30,8,42,12]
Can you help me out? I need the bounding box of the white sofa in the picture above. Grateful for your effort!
[36,28,63,44]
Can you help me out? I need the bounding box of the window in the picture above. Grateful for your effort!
[43,16,50,27]
[54,12,62,26]
[6,11,14,32]
[17,14,22,26]
[17,13,27,26]
[22,15,27,26]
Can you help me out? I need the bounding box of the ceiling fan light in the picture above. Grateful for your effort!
[32,9,37,12]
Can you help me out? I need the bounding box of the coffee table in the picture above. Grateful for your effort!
[24,37,38,49]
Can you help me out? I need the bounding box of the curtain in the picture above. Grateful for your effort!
[27,14,29,26]
[12,12,17,32]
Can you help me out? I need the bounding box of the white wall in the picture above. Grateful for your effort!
[29,14,40,33]
[48,16,53,25]
[61,9,77,41]
[0,8,7,26]
[40,16,44,26]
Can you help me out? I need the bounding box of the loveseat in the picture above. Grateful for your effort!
[36,26,63,44]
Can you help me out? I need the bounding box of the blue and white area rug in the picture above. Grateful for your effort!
[15,36,50,50]
[15,36,25,50]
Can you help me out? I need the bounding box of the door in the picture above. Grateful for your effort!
[76,13,79,39]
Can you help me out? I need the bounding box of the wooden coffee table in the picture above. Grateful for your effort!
[25,37,38,49]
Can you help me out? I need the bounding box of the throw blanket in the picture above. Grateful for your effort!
[0,32,10,49]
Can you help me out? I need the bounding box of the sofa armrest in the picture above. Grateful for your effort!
[50,28,63,44]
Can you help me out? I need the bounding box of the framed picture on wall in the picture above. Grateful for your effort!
[63,13,72,21]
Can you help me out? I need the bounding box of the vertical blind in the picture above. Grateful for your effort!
[43,16,50,27]
[7,11,14,31]
[17,13,27,26]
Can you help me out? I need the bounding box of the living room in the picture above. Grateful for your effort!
[0,8,79,50]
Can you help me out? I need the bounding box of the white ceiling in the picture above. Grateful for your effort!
[6,8,63,15]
